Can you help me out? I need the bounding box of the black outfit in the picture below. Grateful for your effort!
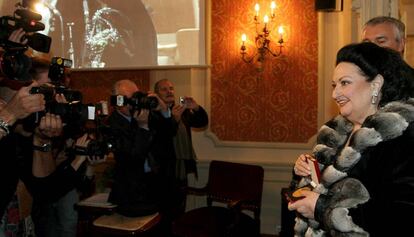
[108,110,178,217]
[293,100,414,236]
[0,134,20,219]
[107,110,157,216]
[0,131,84,219]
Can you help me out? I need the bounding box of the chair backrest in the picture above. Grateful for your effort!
[206,160,264,216]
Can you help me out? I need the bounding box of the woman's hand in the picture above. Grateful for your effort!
[294,154,312,177]
[287,189,320,219]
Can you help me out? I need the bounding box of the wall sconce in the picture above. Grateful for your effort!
[240,1,284,72]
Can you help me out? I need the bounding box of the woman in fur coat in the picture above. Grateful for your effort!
[288,42,414,236]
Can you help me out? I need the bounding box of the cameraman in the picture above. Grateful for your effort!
[22,57,103,237]
[108,79,179,234]
[0,29,46,236]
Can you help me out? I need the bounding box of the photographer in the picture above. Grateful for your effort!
[0,28,46,236]
[21,57,104,237]
[108,79,179,235]
[154,79,208,214]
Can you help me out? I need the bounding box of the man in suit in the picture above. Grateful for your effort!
[107,79,159,216]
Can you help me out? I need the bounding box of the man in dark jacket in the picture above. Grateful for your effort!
[154,79,208,213]
[108,79,176,218]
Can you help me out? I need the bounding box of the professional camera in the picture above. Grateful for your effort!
[48,57,72,83]
[0,49,32,81]
[30,85,82,103]
[0,8,51,53]
[23,87,88,136]
[110,91,159,111]
[73,124,114,158]
[0,2,51,81]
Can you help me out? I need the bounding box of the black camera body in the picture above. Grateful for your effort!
[25,86,88,138]
[0,9,51,53]
[74,124,114,158]
[110,91,159,111]
[0,49,32,81]
[129,91,159,110]
[48,57,72,83]
[0,6,51,81]
[30,85,82,103]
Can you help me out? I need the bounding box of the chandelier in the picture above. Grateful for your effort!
[240,1,284,72]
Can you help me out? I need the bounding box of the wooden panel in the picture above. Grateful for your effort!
[70,70,151,104]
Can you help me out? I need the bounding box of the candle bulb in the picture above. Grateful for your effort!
[241,34,247,53]
[264,15,269,23]
[271,1,276,16]
[255,3,260,16]
[263,15,269,26]
[278,26,284,42]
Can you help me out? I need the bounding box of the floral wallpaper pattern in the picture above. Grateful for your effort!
[210,0,318,143]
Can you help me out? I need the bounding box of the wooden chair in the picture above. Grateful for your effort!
[172,160,264,237]
[76,193,161,236]
[76,193,117,236]
[92,212,161,236]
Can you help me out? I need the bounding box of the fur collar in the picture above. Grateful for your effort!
[316,99,414,188]
[295,99,414,237]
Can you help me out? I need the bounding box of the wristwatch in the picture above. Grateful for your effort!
[0,118,10,135]
[33,143,52,152]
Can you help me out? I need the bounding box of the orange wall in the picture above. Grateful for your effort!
[210,0,318,143]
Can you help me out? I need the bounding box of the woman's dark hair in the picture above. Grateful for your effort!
[336,42,414,106]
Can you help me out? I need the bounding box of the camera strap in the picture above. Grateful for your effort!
[74,145,88,155]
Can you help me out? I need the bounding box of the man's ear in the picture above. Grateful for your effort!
[399,38,406,55]
[372,74,384,93]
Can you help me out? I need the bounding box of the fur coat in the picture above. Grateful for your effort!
[294,99,414,236]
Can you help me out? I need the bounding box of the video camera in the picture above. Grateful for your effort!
[110,91,159,111]
[0,1,51,81]
[73,123,114,159]
[0,7,51,52]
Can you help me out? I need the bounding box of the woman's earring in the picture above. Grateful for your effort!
[371,91,378,104]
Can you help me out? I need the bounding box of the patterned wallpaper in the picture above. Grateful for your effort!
[210,0,318,143]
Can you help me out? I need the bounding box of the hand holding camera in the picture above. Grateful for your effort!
[133,108,149,129]
[8,28,28,45]
[172,103,185,122]
[179,96,199,110]
[3,82,45,123]
[35,112,63,139]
